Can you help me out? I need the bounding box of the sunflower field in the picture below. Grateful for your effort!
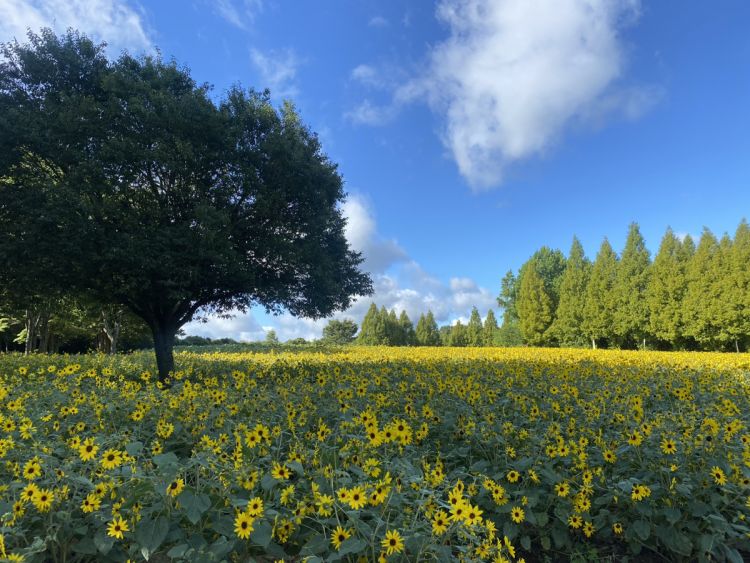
[1,347,750,562]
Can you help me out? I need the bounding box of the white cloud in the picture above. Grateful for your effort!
[352,0,656,190]
[250,47,300,99]
[184,313,266,343]
[407,0,653,189]
[344,99,396,126]
[368,15,389,28]
[185,194,497,342]
[0,0,152,54]
[212,0,263,29]
[351,64,380,87]
[341,195,407,274]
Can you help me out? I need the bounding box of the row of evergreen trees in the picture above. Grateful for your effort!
[499,220,750,351]
[356,303,500,346]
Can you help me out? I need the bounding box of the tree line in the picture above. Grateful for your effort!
[325,303,501,347]
[499,220,750,351]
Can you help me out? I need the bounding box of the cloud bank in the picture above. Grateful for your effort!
[250,47,301,99]
[350,0,658,189]
[0,0,152,54]
[185,194,497,341]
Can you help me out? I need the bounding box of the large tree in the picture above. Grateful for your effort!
[582,239,619,349]
[517,262,554,346]
[682,229,723,349]
[645,229,693,348]
[551,236,591,347]
[612,223,651,348]
[466,306,484,346]
[415,311,441,346]
[0,30,371,379]
[322,319,358,345]
[482,309,498,346]
[722,220,750,351]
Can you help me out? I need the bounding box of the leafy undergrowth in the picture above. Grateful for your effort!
[0,347,749,562]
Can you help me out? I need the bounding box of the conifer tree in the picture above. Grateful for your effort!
[482,309,499,346]
[398,310,416,346]
[449,320,468,347]
[612,223,651,348]
[683,229,722,348]
[551,236,591,347]
[645,229,692,347]
[415,314,427,346]
[724,220,750,351]
[357,303,387,345]
[517,262,553,346]
[497,270,519,323]
[467,307,484,346]
[384,308,401,345]
[713,234,737,350]
[582,238,619,349]
[416,310,441,346]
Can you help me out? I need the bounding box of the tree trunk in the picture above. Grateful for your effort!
[736,339,740,353]
[151,323,177,382]
[591,337,596,350]
[102,308,123,355]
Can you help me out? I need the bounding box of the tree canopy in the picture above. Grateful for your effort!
[0,29,372,379]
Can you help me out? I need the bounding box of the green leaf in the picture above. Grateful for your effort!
[261,473,277,491]
[166,544,189,558]
[664,507,681,524]
[94,530,114,555]
[338,537,367,556]
[135,516,170,553]
[540,536,551,551]
[520,535,531,551]
[179,491,211,525]
[633,520,650,541]
[300,534,329,556]
[251,519,273,548]
[71,536,98,555]
[724,546,744,563]
[551,526,568,548]
[125,441,144,456]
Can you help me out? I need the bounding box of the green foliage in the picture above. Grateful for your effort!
[357,304,386,345]
[482,309,499,346]
[1,348,749,561]
[398,310,416,346]
[517,262,554,346]
[357,304,416,346]
[582,239,619,349]
[415,311,441,346]
[551,237,591,347]
[448,320,468,346]
[466,307,484,346]
[612,223,651,347]
[0,29,372,380]
[495,319,523,346]
[682,229,724,349]
[646,229,693,347]
[497,270,519,323]
[321,319,358,345]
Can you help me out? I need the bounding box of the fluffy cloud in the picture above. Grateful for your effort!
[352,0,658,189]
[250,47,300,99]
[0,0,151,54]
[185,195,497,341]
[184,313,266,343]
[212,0,262,29]
[368,16,389,28]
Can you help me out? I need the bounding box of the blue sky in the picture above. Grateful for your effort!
[2,0,749,340]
